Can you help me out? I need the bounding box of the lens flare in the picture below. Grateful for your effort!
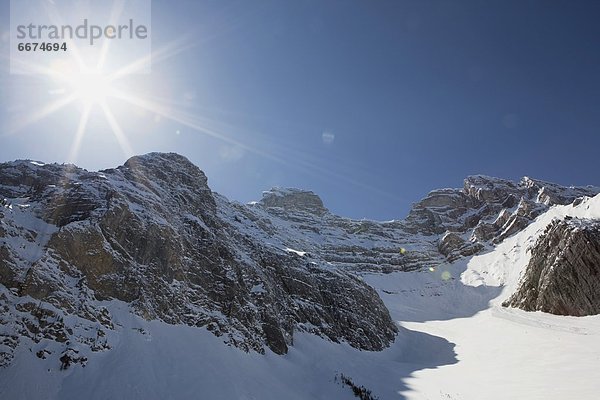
[69,71,111,106]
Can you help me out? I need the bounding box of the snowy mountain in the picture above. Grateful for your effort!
[1,152,599,399]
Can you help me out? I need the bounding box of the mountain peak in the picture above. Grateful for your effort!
[119,152,209,190]
[123,152,198,174]
[259,187,328,215]
[463,174,518,189]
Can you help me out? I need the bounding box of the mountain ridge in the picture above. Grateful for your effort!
[1,152,599,373]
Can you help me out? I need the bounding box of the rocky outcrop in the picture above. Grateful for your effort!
[0,153,396,363]
[259,188,328,216]
[503,217,600,316]
[241,175,600,273]
[438,231,483,262]
[404,175,599,248]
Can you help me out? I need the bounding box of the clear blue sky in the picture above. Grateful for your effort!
[1,0,599,220]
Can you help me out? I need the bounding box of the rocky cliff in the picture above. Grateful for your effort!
[1,153,599,370]
[0,153,396,368]
[503,217,600,316]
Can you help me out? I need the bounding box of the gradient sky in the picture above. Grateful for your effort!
[1,0,599,220]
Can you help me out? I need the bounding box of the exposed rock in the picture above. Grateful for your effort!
[438,232,466,256]
[503,218,600,316]
[259,188,328,216]
[438,231,483,262]
[0,153,396,361]
[463,175,521,204]
[59,348,88,370]
[404,175,599,247]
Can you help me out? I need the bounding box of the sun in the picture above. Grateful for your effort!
[69,70,112,106]
[46,59,114,107]
[35,56,135,162]
[7,35,199,165]
[6,0,217,165]
[6,3,273,173]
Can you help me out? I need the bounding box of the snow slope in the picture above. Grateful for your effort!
[0,298,455,400]
[366,193,600,399]
[2,196,599,399]
[463,192,600,303]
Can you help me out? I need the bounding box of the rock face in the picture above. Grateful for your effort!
[0,153,396,367]
[259,188,328,215]
[503,217,600,316]
[405,175,598,241]
[438,231,483,262]
[1,153,599,369]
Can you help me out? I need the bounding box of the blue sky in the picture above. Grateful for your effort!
[1,0,599,220]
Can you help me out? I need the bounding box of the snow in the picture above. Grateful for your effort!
[2,171,600,400]
[0,198,58,264]
[363,265,600,399]
[284,247,307,257]
[400,310,600,399]
[262,187,307,197]
[364,193,600,399]
[250,283,266,294]
[215,192,438,276]
[463,193,600,303]
[0,300,452,400]
[9,258,596,400]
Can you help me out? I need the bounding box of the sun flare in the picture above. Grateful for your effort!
[68,71,112,106]
[7,1,369,197]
